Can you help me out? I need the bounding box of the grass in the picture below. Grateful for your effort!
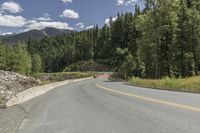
[33,72,95,83]
[0,96,5,104]
[128,76,200,93]
[0,97,2,104]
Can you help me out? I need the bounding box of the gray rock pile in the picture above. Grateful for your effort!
[0,70,40,103]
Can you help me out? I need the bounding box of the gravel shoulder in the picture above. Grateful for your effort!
[0,106,26,133]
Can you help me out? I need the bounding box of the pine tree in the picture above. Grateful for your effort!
[13,43,32,75]
[31,54,42,73]
[176,0,191,77]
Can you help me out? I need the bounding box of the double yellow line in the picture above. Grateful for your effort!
[96,83,200,112]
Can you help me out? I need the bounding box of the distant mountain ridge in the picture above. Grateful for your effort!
[1,27,74,44]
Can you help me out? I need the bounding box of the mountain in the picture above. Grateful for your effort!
[0,35,2,42]
[2,27,74,45]
[3,30,46,44]
[42,27,73,36]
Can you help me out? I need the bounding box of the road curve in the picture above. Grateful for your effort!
[18,78,200,133]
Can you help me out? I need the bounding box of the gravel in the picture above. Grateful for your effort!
[0,70,40,103]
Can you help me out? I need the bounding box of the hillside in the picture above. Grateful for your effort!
[3,30,46,44]
[2,27,74,45]
[42,27,73,36]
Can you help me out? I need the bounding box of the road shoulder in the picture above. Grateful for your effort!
[0,106,26,133]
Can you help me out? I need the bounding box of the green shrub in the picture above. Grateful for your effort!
[33,72,95,83]
[0,96,5,104]
[63,60,109,72]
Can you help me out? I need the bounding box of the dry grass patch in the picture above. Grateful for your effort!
[129,76,200,93]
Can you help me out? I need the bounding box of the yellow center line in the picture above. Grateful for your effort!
[96,83,200,113]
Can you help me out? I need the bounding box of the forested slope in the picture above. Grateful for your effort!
[0,0,200,79]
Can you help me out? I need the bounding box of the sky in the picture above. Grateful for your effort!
[0,0,144,35]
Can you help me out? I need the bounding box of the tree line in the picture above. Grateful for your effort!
[0,43,42,75]
[0,0,200,79]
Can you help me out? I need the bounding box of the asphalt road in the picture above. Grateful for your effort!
[17,78,200,133]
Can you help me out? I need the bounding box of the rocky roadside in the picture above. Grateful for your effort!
[0,70,94,133]
[0,70,40,133]
[0,70,40,104]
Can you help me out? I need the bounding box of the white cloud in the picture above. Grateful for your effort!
[1,32,13,35]
[0,1,23,13]
[26,21,73,30]
[27,13,73,30]
[85,25,94,30]
[34,17,51,21]
[0,13,26,27]
[0,11,73,32]
[105,16,118,25]
[75,22,84,29]
[117,0,124,5]
[34,13,51,21]
[117,0,138,6]
[62,0,73,4]
[60,9,79,19]
[43,13,51,18]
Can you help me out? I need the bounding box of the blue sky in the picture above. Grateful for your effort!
[0,0,144,35]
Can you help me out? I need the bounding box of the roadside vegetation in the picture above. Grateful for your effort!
[63,60,109,72]
[129,76,200,93]
[0,96,5,104]
[33,72,95,84]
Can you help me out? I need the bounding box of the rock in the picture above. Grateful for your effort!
[0,70,40,103]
